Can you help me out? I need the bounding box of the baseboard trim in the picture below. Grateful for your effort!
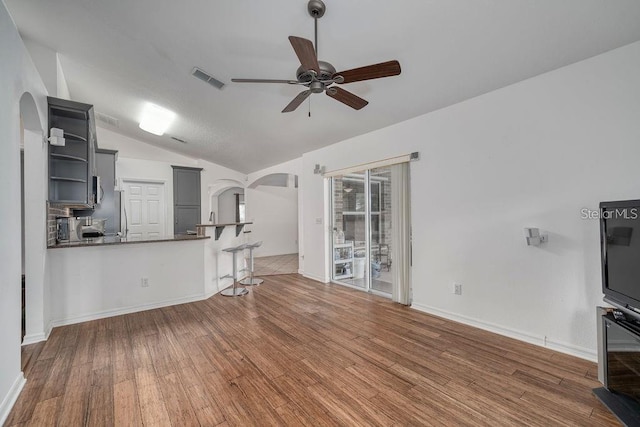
[302,272,328,284]
[21,332,46,346]
[411,303,596,362]
[0,372,26,426]
[50,293,207,328]
[45,322,53,340]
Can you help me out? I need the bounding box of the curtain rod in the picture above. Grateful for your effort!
[322,152,419,178]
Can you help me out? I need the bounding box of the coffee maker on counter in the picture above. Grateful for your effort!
[56,216,107,242]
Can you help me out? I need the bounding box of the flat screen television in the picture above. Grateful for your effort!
[600,199,640,320]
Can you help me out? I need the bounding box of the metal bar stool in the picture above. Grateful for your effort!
[220,244,249,297]
[239,241,264,286]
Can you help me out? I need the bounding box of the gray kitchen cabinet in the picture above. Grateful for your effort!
[48,97,97,207]
[174,206,200,235]
[172,166,202,234]
[92,149,120,235]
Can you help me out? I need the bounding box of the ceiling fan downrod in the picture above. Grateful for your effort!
[308,0,325,62]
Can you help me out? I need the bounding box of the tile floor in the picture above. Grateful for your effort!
[251,253,299,276]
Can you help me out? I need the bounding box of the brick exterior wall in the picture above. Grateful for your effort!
[331,169,393,257]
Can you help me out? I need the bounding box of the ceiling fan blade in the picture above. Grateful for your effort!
[231,78,300,84]
[288,36,320,74]
[334,60,401,84]
[282,90,312,113]
[326,87,368,110]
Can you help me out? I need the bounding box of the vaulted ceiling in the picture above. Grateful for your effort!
[7,0,640,173]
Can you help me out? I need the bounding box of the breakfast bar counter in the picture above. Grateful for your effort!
[47,223,248,326]
[48,234,209,249]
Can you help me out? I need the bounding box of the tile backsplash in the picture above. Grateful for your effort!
[47,203,70,246]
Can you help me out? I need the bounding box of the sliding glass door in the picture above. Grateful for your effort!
[331,172,368,289]
[369,167,392,294]
[331,166,399,297]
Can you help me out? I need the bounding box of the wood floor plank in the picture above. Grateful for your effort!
[9,274,618,426]
[25,396,60,427]
[113,379,143,427]
[134,366,172,426]
[157,372,200,426]
[57,361,92,426]
[86,383,114,427]
[178,366,226,425]
[5,358,54,425]
[38,345,74,401]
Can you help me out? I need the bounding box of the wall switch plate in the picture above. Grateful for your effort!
[141,277,149,287]
[453,283,462,295]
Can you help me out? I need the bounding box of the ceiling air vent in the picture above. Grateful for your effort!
[170,136,187,144]
[96,112,119,128]
[192,67,225,90]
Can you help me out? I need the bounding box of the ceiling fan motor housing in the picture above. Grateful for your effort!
[296,60,336,83]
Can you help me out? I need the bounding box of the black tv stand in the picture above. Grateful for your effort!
[593,387,640,426]
[596,313,640,426]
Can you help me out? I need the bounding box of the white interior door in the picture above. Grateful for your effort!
[123,180,165,239]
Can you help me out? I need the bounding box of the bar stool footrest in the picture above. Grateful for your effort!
[220,287,249,297]
[239,278,264,286]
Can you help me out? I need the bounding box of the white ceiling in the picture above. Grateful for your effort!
[7,0,640,173]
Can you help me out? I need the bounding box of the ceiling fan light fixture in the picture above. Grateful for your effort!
[139,103,176,136]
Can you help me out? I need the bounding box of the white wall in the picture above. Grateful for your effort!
[48,241,205,324]
[21,39,70,99]
[300,41,640,360]
[22,129,48,345]
[0,2,48,423]
[246,186,298,257]
[22,38,57,96]
[218,187,242,224]
[97,127,247,231]
[55,54,70,99]
[247,157,303,262]
[98,126,199,165]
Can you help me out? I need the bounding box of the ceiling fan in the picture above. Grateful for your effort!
[231,0,401,113]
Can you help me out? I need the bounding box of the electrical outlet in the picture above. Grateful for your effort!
[453,283,462,295]
[141,277,149,287]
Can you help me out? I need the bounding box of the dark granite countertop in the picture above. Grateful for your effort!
[195,221,253,228]
[48,234,209,249]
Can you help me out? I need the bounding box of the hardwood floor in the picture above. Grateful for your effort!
[253,254,298,276]
[6,274,619,426]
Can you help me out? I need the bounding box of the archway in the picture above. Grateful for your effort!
[19,92,48,345]
[247,173,297,189]
[206,179,246,224]
[244,173,299,273]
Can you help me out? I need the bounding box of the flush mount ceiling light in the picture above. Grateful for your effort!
[139,103,176,136]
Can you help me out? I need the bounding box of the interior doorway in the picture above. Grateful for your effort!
[217,187,244,223]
